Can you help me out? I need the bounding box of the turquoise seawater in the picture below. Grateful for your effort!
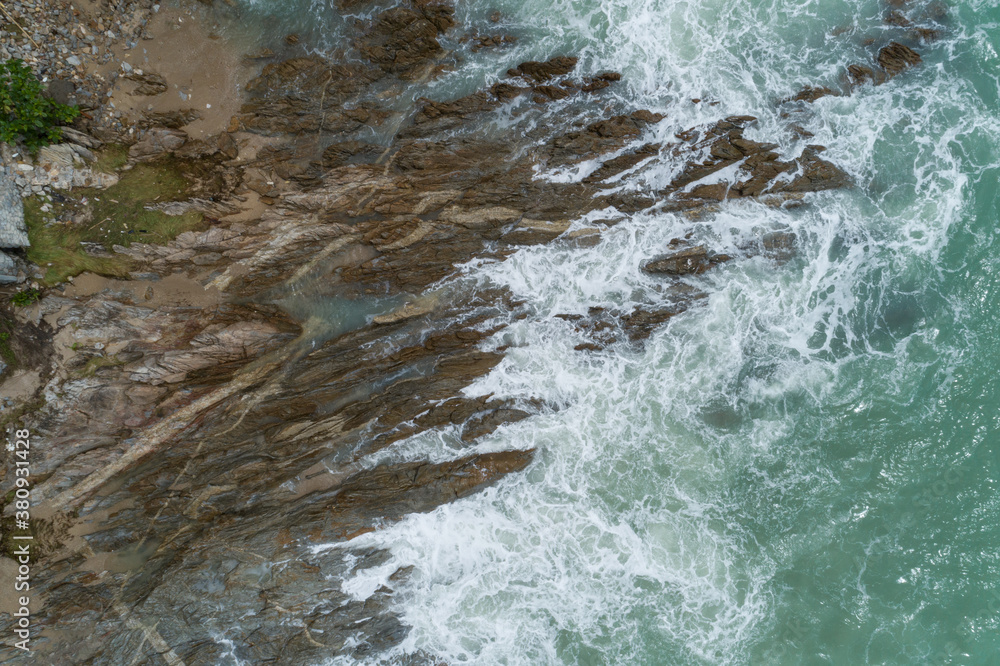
[230,0,1000,663]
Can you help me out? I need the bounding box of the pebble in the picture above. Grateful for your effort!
[0,0,156,111]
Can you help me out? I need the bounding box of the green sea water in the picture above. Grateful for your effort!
[223,0,1000,663]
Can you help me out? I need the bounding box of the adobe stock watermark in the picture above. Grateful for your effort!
[898,455,1000,664]
[767,453,991,663]
[7,428,33,652]
[897,458,973,530]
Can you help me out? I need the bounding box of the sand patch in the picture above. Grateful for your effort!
[63,272,224,309]
[0,368,42,401]
[99,4,258,138]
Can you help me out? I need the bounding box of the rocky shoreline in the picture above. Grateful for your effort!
[0,0,940,662]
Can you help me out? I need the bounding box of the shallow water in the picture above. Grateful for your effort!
[231,0,999,663]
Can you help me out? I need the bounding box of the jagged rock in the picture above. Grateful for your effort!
[667,118,849,200]
[356,0,455,79]
[127,321,289,385]
[173,138,218,159]
[38,144,78,168]
[0,248,20,283]
[217,132,240,160]
[847,63,877,86]
[238,57,386,134]
[145,198,241,217]
[463,31,517,52]
[321,140,384,167]
[737,229,798,264]
[783,146,851,192]
[643,245,728,275]
[581,71,621,92]
[584,143,660,183]
[69,143,96,163]
[128,127,188,160]
[460,406,531,442]
[621,306,685,341]
[60,126,103,149]
[507,56,578,81]
[490,81,531,103]
[543,111,661,166]
[784,86,838,103]
[327,450,535,537]
[70,169,119,188]
[877,41,922,77]
[0,170,28,248]
[759,230,797,262]
[124,70,168,95]
[140,109,202,129]
[0,10,859,662]
[414,91,498,125]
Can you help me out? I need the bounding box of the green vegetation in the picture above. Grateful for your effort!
[0,311,14,369]
[0,59,79,152]
[73,353,126,378]
[0,395,43,432]
[85,161,204,250]
[24,157,205,285]
[9,287,41,307]
[24,197,133,285]
[91,143,129,173]
[0,331,13,368]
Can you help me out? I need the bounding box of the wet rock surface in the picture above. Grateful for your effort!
[643,245,729,276]
[0,0,857,662]
[877,41,923,76]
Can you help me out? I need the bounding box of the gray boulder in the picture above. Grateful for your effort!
[0,170,28,248]
[0,249,19,283]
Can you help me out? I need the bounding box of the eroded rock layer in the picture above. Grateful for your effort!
[0,0,877,662]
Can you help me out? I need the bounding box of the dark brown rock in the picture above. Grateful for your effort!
[739,230,798,263]
[877,41,922,77]
[643,245,727,276]
[321,140,384,168]
[327,450,534,537]
[507,56,578,82]
[0,13,858,661]
[461,407,532,442]
[140,108,202,129]
[356,0,455,79]
[414,91,498,125]
[584,144,660,183]
[847,63,877,86]
[124,71,168,95]
[491,81,530,103]
[785,86,838,103]
[217,132,239,160]
[239,57,386,135]
[621,306,684,341]
[781,146,851,192]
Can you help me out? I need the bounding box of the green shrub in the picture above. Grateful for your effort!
[0,59,80,152]
[10,288,41,306]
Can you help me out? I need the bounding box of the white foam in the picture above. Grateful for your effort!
[309,0,1000,663]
